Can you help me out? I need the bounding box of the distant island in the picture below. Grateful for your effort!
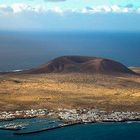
[24,56,137,75]
[0,56,140,125]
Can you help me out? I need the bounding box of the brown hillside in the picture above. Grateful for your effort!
[26,56,135,75]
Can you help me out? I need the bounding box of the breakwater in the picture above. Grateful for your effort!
[14,122,82,135]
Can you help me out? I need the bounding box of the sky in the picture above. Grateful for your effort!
[0,0,140,32]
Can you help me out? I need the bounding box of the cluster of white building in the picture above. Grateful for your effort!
[58,109,140,123]
[0,108,140,123]
[0,109,48,120]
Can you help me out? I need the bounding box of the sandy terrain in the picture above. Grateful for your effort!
[0,71,139,112]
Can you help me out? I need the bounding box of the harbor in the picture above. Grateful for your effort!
[0,119,140,140]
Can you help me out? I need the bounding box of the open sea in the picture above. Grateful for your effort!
[0,31,140,71]
[0,31,140,139]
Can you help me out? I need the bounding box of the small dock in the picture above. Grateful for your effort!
[0,123,27,131]
[0,125,25,131]
[0,127,22,131]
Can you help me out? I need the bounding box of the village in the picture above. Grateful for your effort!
[58,109,140,123]
[0,109,48,121]
[0,108,140,123]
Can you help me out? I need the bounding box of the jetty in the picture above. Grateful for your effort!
[13,122,81,135]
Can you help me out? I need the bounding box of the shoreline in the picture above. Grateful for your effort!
[0,108,140,135]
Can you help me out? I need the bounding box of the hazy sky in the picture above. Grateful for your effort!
[0,0,140,31]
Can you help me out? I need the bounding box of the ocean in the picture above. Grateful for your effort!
[0,31,140,71]
[0,118,140,140]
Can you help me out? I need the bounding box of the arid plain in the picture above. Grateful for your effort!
[0,68,139,112]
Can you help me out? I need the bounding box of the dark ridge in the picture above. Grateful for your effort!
[24,56,137,75]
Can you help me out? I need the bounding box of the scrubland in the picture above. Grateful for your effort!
[0,70,140,112]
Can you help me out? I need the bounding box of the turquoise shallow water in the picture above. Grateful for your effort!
[0,119,140,140]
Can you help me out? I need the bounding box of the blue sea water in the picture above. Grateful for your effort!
[0,31,140,71]
[0,118,140,140]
